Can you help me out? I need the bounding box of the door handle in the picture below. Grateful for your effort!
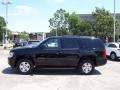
[87,51,91,53]
[56,51,62,55]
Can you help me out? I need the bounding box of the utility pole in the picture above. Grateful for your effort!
[2,0,11,44]
[113,0,116,42]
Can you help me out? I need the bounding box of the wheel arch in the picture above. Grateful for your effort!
[110,51,117,60]
[77,55,96,68]
[110,51,116,55]
[15,55,35,67]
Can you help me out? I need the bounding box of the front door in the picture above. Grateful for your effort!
[36,38,62,66]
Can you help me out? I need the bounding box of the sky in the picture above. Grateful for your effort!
[0,0,120,33]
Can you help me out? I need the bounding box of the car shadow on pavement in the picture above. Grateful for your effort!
[33,68,101,76]
[2,67,19,75]
[2,67,101,76]
[108,58,120,62]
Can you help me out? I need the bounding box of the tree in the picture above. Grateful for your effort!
[92,7,113,38]
[2,28,13,40]
[79,20,94,36]
[19,31,29,41]
[68,12,81,35]
[0,16,6,42]
[116,20,120,41]
[0,16,6,28]
[67,12,94,36]
[0,29,4,42]
[48,29,69,37]
[49,9,69,36]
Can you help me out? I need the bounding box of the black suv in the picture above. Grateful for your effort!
[8,36,107,75]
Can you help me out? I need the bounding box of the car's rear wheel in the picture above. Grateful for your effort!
[79,59,95,75]
[16,58,34,74]
[110,53,117,60]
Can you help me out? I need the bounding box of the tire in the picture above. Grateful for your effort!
[78,59,95,75]
[16,58,34,74]
[110,53,117,60]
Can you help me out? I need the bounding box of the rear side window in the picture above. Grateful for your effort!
[108,44,117,48]
[91,39,104,49]
[79,38,104,49]
[61,38,79,49]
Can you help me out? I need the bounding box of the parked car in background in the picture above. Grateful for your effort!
[106,42,120,60]
[3,43,13,49]
[13,40,41,48]
[8,36,107,75]
[13,41,28,48]
[28,40,40,45]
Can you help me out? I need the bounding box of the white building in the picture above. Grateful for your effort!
[29,32,46,41]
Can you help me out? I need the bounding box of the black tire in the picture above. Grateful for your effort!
[16,58,34,74]
[78,59,95,75]
[110,53,117,60]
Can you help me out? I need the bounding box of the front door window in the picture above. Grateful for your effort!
[44,38,59,49]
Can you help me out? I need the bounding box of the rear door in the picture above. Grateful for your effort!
[60,38,80,66]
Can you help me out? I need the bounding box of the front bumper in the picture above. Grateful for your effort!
[8,57,16,68]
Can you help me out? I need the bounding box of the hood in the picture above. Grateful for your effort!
[10,45,36,53]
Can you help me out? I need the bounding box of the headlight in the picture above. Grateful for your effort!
[9,52,14,58]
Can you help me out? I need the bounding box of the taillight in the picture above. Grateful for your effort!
[103,48,106,59]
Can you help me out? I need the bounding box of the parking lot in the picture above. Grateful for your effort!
[0,50,120,90]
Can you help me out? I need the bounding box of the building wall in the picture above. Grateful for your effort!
[80,13,120,21]
[37,32,46,41]
[29,32,46,41]
[80,14,95,21]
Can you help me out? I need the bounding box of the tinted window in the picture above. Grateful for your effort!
[62,38,79,49]
[108,44,117,48]
[79,38,104,49]
[44,38,59,48]
[91,39,104,48]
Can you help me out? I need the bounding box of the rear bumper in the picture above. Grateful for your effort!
[95,58,107,66]
[116,51,120,57]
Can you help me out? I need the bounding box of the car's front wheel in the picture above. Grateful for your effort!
[79,59,95,75]
[16,58,34,74]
